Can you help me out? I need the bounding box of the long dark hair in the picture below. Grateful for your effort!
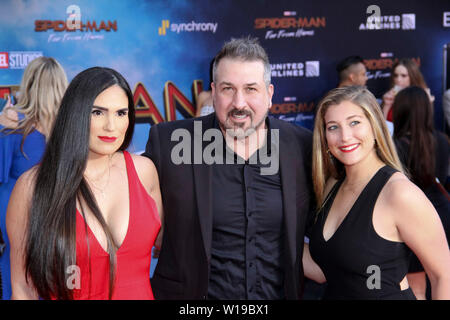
[390,58,427,89]
[25,67,135,300]
[393,86,434,188]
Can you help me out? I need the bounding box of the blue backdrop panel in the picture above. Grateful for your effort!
[1,0,449,152]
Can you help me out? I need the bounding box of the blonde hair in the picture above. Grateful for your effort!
[6,57,67,143]
[312,86,403,208]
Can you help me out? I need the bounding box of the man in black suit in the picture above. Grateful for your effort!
[144,37,314,299]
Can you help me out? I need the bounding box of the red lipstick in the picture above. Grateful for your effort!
[98,136,117,143]
[338,143,359,153]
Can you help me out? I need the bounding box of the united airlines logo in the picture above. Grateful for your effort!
[401,14,416,30]
[360,11,416,30]
[158,19,218,36]
[270,61,320,78]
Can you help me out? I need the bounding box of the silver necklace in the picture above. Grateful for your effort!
[85,155,112,199]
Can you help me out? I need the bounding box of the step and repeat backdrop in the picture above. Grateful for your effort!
[1,0,449,152]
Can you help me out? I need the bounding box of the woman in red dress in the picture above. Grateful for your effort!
[7,67,163,300]
[381,58,433,122]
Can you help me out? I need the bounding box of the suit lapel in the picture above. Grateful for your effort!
[192,114,215,264]
[272,119,298,267]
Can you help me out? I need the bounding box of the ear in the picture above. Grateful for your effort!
[267,84,274,109]
[348,73,356,82]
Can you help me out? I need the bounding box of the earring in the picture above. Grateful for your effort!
[326,148,334,161]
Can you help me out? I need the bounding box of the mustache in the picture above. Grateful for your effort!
[227,108,252,118]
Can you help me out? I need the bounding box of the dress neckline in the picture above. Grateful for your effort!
[321,165,387,243]
[77,151,131,254]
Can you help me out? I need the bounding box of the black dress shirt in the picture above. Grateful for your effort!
[207,117,285,299]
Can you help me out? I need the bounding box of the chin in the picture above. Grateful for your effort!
[225,128,246,139]
[334,155,362,167]
[91,147,119,156]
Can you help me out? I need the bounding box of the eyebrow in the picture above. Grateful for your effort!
[326,114,363,124]
[92,105,129,111]
[219,81,258,87]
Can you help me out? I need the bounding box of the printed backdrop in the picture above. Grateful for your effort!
[1,0,450,152]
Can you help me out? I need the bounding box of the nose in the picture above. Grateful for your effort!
[340,126,352,142]
[232,89,246,110]
[104,114,115,131]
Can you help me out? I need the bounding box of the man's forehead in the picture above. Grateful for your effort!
[215,58,265,81]
[217,57,264,69]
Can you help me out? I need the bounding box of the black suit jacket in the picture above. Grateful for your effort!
[143,113,314,299]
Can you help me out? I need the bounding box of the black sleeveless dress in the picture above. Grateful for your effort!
[309,166,416,299]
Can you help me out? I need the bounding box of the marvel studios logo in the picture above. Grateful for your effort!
[0,51,43,69]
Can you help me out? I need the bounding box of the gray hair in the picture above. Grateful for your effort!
[212,36,271,87]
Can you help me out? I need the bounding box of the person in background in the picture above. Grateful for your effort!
[303,85,450,299]
[195,58,215,117]
[0,57,68,300]
[392,86,450,300]
[7,67,162,299]
[336,56,368,88]
[443,89,450,136]
[382,58,433,122]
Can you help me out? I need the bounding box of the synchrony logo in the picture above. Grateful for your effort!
[158,19,218,35]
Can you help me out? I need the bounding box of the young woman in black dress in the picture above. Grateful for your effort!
[303,86,450,299]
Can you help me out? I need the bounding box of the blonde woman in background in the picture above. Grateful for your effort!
[0,56,67,300]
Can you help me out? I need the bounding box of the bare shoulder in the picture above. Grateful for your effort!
[379,171,434,218]
[130,153,157,172]
[0,107,19,128]
[130,153,159,190]
[382,172,422,200]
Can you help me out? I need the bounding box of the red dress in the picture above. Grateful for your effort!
[386,107,393,122]
[73,151,161,300]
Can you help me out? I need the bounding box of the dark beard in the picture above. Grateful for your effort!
[220,109,268,139]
